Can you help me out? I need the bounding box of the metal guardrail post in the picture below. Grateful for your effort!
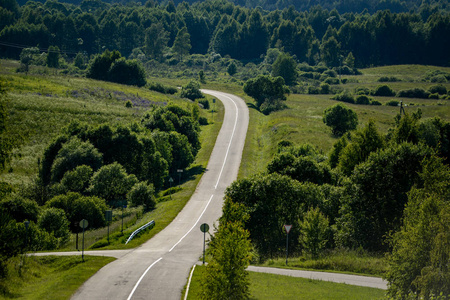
[125,220,155,244]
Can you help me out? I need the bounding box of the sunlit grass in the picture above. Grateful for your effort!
[183,265,386,300]
[0,255,115,300]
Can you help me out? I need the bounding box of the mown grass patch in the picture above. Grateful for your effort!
[183,265,386,300]
[0,255,114,300]
[258,249,388,277]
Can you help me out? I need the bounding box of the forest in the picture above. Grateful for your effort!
[1,0,450,69]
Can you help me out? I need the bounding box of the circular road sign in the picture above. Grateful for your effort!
[80,219,89,229]
[200,223,209,233]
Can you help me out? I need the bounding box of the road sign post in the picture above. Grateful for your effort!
[284,225,292,265]
[177,169,183,185]
[105,210,112,244]
[169,177,174,199]
[200,223,209,265]
[80,219,89,261]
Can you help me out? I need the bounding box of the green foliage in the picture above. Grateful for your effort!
[86,50,121,81]
[372,85,396,97]
[386,157,450,298]
[88,162,137,204]
[323,103,358,136]
[428,84,447,95]
[201,200,252,300]
[180,80,204,100]
[272,53,297,86]
[385,99,400,106]
[355,95,371,105]
[397,88,430,99]
[332,90,355,103]
[244,75,288,114]
[337,120,385,176]
[147,82,178,95]
[46,192,107,232]
[19,47,39,73]
[227,62,237,76]
[197,99,209,109]
[172,26,191,59]
[145,23,169,60]
[50,137,102,183]
[336,143,433,251]
[299,207,329,258]
[46,46,60,68]
[60,165,93,194]
[38,207,70,245]
[127,181,156,211]
[108,58,147,87]
[225,173,326,258]
[0,194,39,222]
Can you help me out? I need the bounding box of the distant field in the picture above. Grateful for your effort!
[239,65,450,178]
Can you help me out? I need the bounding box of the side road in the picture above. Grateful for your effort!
[32,251,387,290]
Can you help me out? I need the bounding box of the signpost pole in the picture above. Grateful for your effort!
[200,223,209,265]
[284,225,292,265]
[82,225,85,262]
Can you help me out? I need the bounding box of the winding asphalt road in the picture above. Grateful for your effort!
[69,90,249,299]
[33,90,388,298]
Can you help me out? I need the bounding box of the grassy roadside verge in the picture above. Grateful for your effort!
[183,265,386,300]
[0,255,115,300]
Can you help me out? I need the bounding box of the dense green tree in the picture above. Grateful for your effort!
[19,47,39,74]
[271,52,297,85]
[338,120,385,176]
[0,194,39,222]
[180,80,204,100]
[172,26,191,59]
[201,198,252,299]
[323,103,358,136]
[336,143,433,251]
[50,137,103,183]
[86,50,121,81]
[46,192,107,232]
[386,156,450,298]
[244,75,287,109]
[46,45,60,68]
[38,207,70,244]
[299,207,330,258]
[320,36,340,67]
[108,58,147,87]
[145,23,169,60]
[88,162,138,204]
[60,165,93,194]
[127,181,155,211]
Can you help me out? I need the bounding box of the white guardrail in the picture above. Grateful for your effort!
[125,220,155,244]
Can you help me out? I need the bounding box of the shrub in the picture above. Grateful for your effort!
[127,181,156,211]
[428,93,439,99]
[320,83,330,94]
[373,85,396,97]
[0,194,39,222]
[323,69,337,77]
[355,87,371,95]
[397,88,430,99]
[430,74,447,83]
[324,77,340,84]
[60,165,93,194]
[198,99,209,109]
[386,100,400,106]
[198,116,208,125]
[323,103,358,136]
[308,86,320,94]
[332,91,355,104]
[378,76,400,82]
[355,95,371,105]
[125,100,133,108]
[299,207,330,258]
[38,207,70,245]
[147,82,178,94]
[180,80,204,100]
[370,99,382,105]
[428,85,447,95]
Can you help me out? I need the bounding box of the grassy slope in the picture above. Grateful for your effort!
[0,255,115,300]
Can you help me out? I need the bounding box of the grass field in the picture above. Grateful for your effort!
[0,255,115,300]
[184,265,386,300]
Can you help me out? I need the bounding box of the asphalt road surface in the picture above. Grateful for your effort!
[68,90,249,300]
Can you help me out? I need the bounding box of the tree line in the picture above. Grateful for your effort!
[223,109,450,297]
[1,0,450,67]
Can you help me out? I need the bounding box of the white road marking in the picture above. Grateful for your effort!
[184,265,196,300]
[127,257,163,300]
[214,93,239,189]
[169,194,214,252]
